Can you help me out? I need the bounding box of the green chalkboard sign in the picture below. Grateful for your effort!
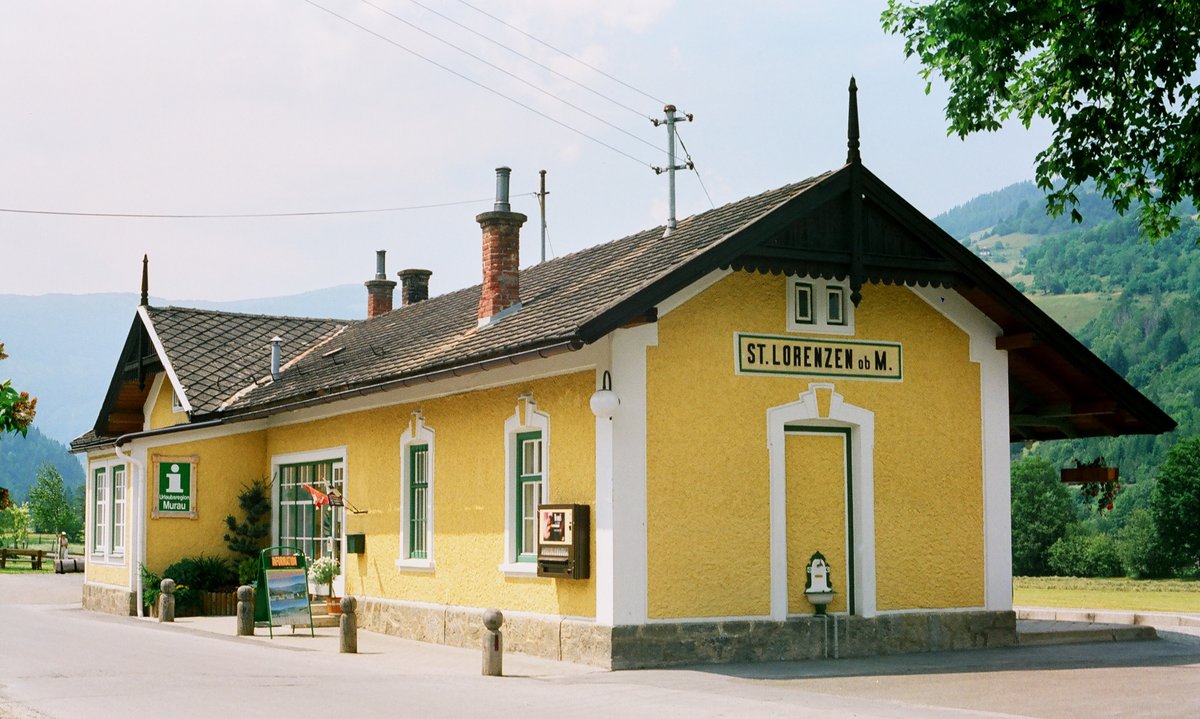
[256,546,314,638]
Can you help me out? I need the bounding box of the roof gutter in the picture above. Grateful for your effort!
[109,337,585,447]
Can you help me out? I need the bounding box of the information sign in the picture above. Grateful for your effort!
[255,546,314,637]
[152,455,197,518]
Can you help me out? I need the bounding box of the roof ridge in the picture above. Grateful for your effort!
[521,175,830,277]
[147,304,356,324]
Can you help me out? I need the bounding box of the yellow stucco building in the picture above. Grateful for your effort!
[72,117,1173,668]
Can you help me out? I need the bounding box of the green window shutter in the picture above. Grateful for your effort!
[408,444,429,559]
[515,430,543,562]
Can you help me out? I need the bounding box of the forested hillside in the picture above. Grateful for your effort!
[0,426,83,503]
[936,187,1200,578]
[1013,215,1200,486]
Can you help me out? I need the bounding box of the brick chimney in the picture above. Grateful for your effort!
[398,268,432,306]
[365,250,397,319]
[477,167,527,326]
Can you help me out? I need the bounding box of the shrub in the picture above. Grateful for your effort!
[1047,533,1123,577]
[163,555,238,610]
[224,479,271,573]
[139,564,161,609]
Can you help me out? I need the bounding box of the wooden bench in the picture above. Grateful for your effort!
[0,548,46,570]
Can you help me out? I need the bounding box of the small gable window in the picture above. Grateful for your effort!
[788,276,854,335]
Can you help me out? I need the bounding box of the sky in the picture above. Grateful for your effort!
[0,1,1052,303]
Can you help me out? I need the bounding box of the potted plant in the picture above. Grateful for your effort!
[309,556,341,614]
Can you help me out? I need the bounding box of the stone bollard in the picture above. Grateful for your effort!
[339,596,358,654]
[482,609,503,676]
[236,585,255,636]
[158,578,176,623]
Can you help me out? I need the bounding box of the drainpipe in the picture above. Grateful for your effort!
[114,440,146,618]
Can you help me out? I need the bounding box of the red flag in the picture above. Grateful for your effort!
[302,483,329,507]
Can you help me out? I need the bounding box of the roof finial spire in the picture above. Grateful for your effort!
[847,76,861,165]
[140,254,149,306]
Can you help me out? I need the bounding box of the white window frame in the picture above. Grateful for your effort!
[270,446,349,596]
[397,412,436,572]
[89,459,127,563]
[91,466,107,557]
[499,396,550,578]
[787,275,855,336]
[111,465,126,555]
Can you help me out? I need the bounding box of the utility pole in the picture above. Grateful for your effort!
[652,104,694,237]
[536,169,549,263]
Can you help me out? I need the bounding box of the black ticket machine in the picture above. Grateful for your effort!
[536,503,589,579]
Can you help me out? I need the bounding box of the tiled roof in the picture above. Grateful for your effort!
[145,307,352,414]
[70,163,1175,445]
[218,173,833,415]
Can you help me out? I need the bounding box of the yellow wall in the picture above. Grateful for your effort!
[264,371,596,618]
[147,376,188,430]
[645,273,984,618]
[143,431,267,572]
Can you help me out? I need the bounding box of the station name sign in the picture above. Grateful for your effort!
[735,333,902,380]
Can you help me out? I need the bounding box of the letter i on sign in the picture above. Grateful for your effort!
[166,464,184,493]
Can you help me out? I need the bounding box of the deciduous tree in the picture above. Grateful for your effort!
[1011,455,1075,575]
[27,464,82,540]
[1151,435,1200,569]
[883,1,1200,240]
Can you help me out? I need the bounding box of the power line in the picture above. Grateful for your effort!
[676,127,716,209]
[401,0,650,119]
[357,0,663,156]
[302,0,657,169]
[454,0,667,108]
[0,194,533,220]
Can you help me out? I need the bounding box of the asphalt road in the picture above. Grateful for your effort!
[1,573,1198,718]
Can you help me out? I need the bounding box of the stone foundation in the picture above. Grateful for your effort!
[357,597,613,667]
[83,582,138,616]
[611,611,1017,669]
[357,598,1014,670]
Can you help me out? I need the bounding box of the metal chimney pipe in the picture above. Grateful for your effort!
[270,336,283,381]
[374,250,387,280]
[494,167,512,212]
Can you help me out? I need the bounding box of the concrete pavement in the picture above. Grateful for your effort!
[2,573,1199,718]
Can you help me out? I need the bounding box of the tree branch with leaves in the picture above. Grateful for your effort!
[0,342,37,437]
[883,0,1200,240]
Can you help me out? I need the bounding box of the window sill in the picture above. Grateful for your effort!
[395,558,436,573]
[497,562,539,578]
[787,323,856,337]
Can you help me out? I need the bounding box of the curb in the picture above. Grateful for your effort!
[1017,607,1200,628]
[1017,624,1157,646]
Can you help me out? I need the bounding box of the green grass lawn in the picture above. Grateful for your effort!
[1027,292,1114,334]
[1014,576,1200,614]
